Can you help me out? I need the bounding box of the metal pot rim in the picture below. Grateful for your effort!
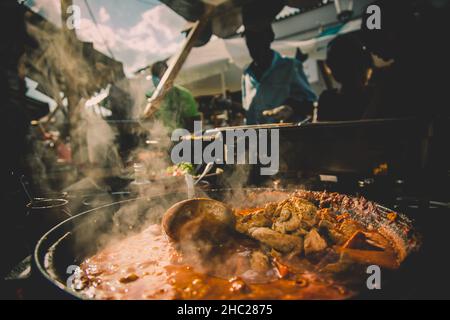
[27,198,69,210]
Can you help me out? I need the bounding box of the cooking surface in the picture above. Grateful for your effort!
[73,190,417,300]
[77,224,351,300]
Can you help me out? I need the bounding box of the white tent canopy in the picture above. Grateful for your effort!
[174,19,362,97]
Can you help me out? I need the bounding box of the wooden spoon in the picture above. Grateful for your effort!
[162,198,235,242]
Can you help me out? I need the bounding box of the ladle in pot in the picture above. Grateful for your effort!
[163,163,233,242]
[162,198,235,242]
[185,162,215,198]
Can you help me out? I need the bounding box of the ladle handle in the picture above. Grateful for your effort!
[185,174,195,199]
[194,162,214,186]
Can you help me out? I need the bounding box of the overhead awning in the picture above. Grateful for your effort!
[161,0,326,21]
[160,0,327,38]
[174,19,361,96]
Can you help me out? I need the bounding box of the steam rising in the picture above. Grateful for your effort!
[23,4,195,258]
[23,2,306,281]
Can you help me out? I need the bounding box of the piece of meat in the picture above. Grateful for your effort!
[318,219,335,232]
[322,228,346,245]
[273,208,302,234]
[320,255,355,273]
[272,197,318,234]
[342,231,386,251]
[338,219,362,242]
[291,228,309,237]
[236,209,271,235]
[249,228,303,254]
[250,251,271,273]
[317,208,337,227]
[292,198,318,227]
[318,217,361,246]
[338,248,400,269]
[304,229,328,255]
[263,202,279,216]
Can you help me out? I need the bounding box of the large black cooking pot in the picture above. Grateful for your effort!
[33,188,420,300]
[33,191,183,299]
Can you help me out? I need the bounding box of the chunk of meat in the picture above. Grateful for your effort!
[317,208,337,229]
[119,273,139,284]
[263,202,278,216]
[336,230,400,269]
[338,219,362,242]
[304,229,328,255]
[342,231,387,251]
[249,228,303,254]
[291,228,309,237]
[236,209,271,235]
[250,251,271,273]
[272,197,318,234]
[273,208,302,234]
[338,248,400,269]
[323,219,362,245]
[295,199,318,228]
[320,255,355,274]
[316,209,342,245]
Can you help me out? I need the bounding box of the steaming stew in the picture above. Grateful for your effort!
[75,190,415,300]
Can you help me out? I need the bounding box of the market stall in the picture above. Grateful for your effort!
[3,0,450,302]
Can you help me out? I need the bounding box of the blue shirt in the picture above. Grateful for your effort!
[242,50,317,125]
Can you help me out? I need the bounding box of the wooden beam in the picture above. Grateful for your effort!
[142,5,214,120]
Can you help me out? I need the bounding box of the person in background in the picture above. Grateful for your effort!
[361,0,450,118]
[242,24,317,125]
[318,34,374,121]
[146,61,201,131]
[213,90,246,127]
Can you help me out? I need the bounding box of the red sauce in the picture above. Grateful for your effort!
[78,224,353,300]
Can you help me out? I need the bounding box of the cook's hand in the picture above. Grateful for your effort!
[262,105,294,121]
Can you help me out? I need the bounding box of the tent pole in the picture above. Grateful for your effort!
[142,6,214,119]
